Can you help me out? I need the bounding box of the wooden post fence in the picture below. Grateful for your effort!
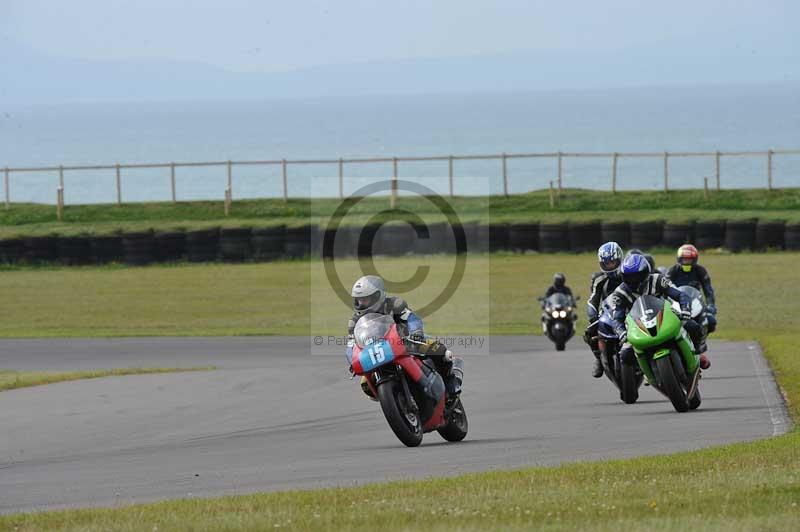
[448,155,454,197]
[338,158,344,199]
[767,149,773,191]
[663,152,669,192]
[4,167,9,210]
[502,153,508,197]
[170,163,177,203]
[115,163,122,206]
[611,152,618,194]
[715,151,721,191]
[281,159,288,202]
[391,157,398,208]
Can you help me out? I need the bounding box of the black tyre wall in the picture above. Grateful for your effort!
[508,223,538,252]
[220,228,253,262]
[186,228,220,263]
[252,226,286,261]
[601,222,630,249]
[755,221,785,250]
[91,236,124,263]
[662,222,695,248]
[539,223,570,252]
[630,221,663,249]
[375,223,416,256]
[724,220,757,251]
[694,221,725,249]
[155,231,186,262]
[285,225,312,258]
[122,231,156,265]
[57,236,93,265]
[0,239,23,264]
[24,236,58,263]
[568,222,601,252]
[488,224,509,252]
[785,224,800,251]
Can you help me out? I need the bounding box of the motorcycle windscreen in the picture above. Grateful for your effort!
[353,313,394,348]
[627,295,681,349]
[354,339,396,373]
[545,293,572,310]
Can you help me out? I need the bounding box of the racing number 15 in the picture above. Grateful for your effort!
[369,344,386,365]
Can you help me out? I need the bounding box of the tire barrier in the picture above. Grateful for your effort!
[488,223,510,252]
[186,228,220,263]
[755,221,785,250]
[219,228,253,262]
[91,235,124,264]
[356,224,380,257]
[0,238,23,264]
[465,222,489,254]
[24,236,59,264]
[785,224,800,251]
[662,222,695,248]
[630,221,663,250]
[285,225,312,258]
[568,222,601,252]
[724,220,757,252]
[1,219,797,266]
[601,222,630,249]
[155,231,186,263]
[539,223,570,252]
[252,226,286,261]
[122,231,156,266]
[375,223,416,256]
[57,236,93,265]
[508,223,538,252]
[694,221,725,249]
[413,222,453,255]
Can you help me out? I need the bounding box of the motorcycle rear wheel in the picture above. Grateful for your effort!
[437,397,468,442]
[378,378,423,447]
[655,355,689,413]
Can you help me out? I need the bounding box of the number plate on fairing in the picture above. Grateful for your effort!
[358,339,395,372]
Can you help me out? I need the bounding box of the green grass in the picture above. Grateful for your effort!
[1,188,799,237]
[0,366,214,392]
[0,253,798,530]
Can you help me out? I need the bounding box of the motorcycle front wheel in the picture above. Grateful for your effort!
[378,378,424,447]
[654,355,689,413]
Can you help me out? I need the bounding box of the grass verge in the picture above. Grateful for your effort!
[1,188,798,237]
[0,367,214,392]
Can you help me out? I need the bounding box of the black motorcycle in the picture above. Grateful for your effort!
[539,293,578,351]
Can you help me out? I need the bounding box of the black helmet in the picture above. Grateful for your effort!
[553,272,565,288]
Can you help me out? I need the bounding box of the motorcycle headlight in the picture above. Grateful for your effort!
[559,310,567,318]
[551,311,559,318]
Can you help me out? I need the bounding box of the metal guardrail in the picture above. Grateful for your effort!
[3,148,800,209]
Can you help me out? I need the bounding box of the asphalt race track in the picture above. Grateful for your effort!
[0,336,790,514]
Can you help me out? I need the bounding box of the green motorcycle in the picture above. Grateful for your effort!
[626,294,702,413]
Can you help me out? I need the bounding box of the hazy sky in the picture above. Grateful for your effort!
[3,0,797,72]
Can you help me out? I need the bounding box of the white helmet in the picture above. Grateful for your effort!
[351,275,386,315]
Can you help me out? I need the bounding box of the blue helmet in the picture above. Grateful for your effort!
[621,253,651,292]
[597,242,623,276]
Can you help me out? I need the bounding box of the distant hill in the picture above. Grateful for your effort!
[1,36,798,105]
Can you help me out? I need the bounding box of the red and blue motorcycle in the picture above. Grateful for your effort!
[350,313,467,447]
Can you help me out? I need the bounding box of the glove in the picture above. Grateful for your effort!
[617,329,627,344]
[707,304,717,315]
[680,309,692,321]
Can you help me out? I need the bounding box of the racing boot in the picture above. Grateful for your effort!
[360,375,378,401]
[592,350,604,378]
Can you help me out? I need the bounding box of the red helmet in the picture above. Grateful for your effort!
[677,244,699,271]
